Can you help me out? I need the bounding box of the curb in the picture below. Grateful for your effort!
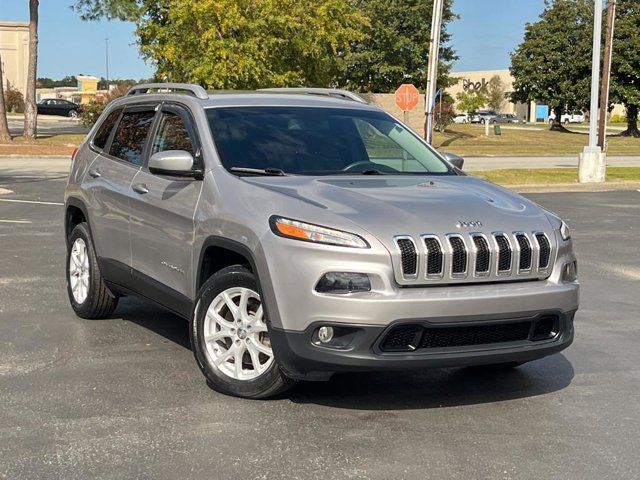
[513,182,640,193]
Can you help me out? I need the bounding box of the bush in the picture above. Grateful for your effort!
[78,83,131,128]
[433,102,456,132]
[610,114,627,124]
[4,87,24,113]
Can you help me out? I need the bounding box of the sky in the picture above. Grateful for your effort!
[1,0,546,80]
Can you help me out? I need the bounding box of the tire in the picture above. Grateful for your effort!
[191,265,295,399]
[564,119,570,125]
[66,223,118,319]
[68,110,78,118]
[480,118,486,124]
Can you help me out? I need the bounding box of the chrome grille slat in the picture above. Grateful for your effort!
[393,231,555,285]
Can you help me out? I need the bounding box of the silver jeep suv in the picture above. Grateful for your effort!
[64,83,579,398]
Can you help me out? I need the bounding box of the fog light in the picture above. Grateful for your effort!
[562,261,578,282]
[318,326,334,343]
[315,272,371,294]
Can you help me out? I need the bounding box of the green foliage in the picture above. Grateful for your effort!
[610,0,640,136]
[134,0,366,89]
[72,0,142,21]
[339,0,457,92]
[485,75,507,112]
[510,0,593,116]
[74,0,456,93]
[37,76,77,88]
[609,114,627,124]
[456,90,487,116]
[78,83,131,128]
[4,86,25,113]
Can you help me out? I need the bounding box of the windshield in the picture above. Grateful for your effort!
[206,107,453,175]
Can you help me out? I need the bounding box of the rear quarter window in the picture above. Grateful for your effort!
[92,109,122,151]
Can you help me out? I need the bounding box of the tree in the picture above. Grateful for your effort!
[339,0,458,92]
[610,0,640,137]
[0,53,12,143]
[23,0,39,141]
[510,0,593,131]
[79,83,131,127]
[486,75,507,112]
[76,0,366,90]
[456,89,487,116]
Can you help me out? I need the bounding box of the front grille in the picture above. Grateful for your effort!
[419,322,531,348]
[380,325,421,351]
[393,231,554,285]
[472,235,490,274]
[536,233,551,269]
[397,238,417,277]
[449,236,467,274]
[378,316,560,353]
[495,234,512,272]
[515,233,532,271]
[424,236,443,276]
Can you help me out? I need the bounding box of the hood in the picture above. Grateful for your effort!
[244,174,551,240]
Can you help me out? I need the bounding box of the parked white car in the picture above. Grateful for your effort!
[453,113,469,124]
[548,111,585,125]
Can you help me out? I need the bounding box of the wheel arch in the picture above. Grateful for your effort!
[65,197,92,245]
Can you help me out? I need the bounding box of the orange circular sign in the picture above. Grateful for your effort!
[395,84,420,111]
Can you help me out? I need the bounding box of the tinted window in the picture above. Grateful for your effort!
[109,110,155,165]
[151,111,195,156]
[92,108,122,151]
[206,107,451,175]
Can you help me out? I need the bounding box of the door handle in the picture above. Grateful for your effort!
[88,168,101,178]
[132,183,149,195]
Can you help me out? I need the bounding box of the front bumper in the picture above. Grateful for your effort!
[270,310,575,380]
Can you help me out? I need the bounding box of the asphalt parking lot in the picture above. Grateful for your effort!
[0,165,639,479]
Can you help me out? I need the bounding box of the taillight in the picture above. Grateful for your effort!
[71,147,79,161]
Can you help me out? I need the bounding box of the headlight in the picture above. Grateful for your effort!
[270,216,369,248]
[560,220,571,241]
[543,209,571,241]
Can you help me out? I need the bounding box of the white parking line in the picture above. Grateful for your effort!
[0,219,32,224]
[0,198,63,206]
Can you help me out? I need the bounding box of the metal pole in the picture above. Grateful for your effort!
[597,0,616,150]
[424,0,444,143]
[106,38,110,92]
[588,0,603,148]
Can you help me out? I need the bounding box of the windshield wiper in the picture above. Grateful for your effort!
[229,167,287,176]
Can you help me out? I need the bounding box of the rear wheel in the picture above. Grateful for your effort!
[191,265,294,398]
[66,223,118,319]
[68,109,78,118]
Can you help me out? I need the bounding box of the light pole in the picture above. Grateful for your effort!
[105,38,110,92]
[579,0,605,183]
[424,0,444,144]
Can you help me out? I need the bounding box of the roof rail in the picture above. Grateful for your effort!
[258,88,367,104]
[126,83,209,100]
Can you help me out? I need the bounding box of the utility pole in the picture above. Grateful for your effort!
[579,0,605,183]
[424,0,444,143]
[105,38,110,92]
[597,0,616,151]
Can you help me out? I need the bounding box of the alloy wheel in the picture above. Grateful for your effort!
[203,287,274,380]
[69,238,90,304]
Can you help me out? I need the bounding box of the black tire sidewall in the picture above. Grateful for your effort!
[191,265,291,399]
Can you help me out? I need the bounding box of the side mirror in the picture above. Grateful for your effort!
[440,152,464,170]
[148,150,197,177]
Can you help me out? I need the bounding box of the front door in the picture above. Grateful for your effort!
[129,103,203,313]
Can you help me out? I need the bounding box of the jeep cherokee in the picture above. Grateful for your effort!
[64,83,579,398]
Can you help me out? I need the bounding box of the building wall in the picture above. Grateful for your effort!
[447,69,532,119]
[0,22,29,96]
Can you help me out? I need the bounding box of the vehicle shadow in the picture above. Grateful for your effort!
[288,354,574,410]
[116,297,575,410]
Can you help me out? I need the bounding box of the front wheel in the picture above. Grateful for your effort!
[191,265,294,398]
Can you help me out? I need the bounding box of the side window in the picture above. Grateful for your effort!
[92,108,122,151]
[109,110,156,165]
[151,111,195,156]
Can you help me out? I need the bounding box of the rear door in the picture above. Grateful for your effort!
[129,103,204,311]
[84,104,157,279]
